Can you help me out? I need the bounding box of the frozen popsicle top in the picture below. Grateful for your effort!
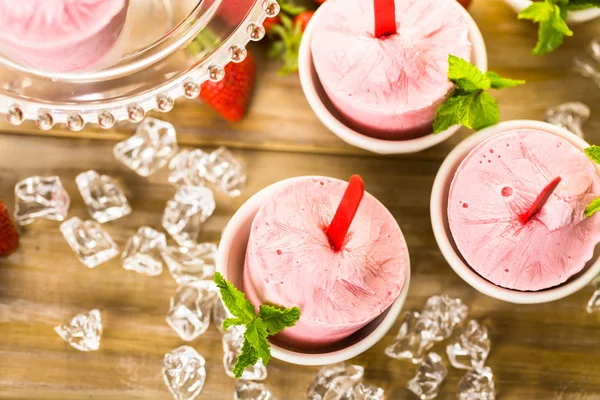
[311,0,472,139]
[0,0,129,72]
[448,129,600,291]
[243,176,408,347]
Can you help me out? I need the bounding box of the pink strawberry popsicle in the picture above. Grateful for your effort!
[311,0,472,140]
[243,177,408,349]
[0,0,129,73]
[448,129,600,291]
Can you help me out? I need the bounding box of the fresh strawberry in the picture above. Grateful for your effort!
[263,15,282,34]
[200,52,256,122]
[457,0,471,8]
[314,0,326,4]
[0,200,19,257]
[293,11,314,32]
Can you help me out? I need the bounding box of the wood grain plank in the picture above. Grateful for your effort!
[1,134,600,399]
[1,0,600,159]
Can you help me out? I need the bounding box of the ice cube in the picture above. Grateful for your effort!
[457,367,495,400]
[162,345,206,400]
[306,363,364,400]
[166,281,218,341]
[122,226,166,276]
[235,380,277,400]
[54,309,102,351]
[14,176,70,226]
[198,147,247,197]
[162,186,215,248]
[162,242,217,284]
[223,326,267,381]
[446,320,491,370]
[60,217,119,268]
[75,170,131,223]
[113,118,178,177]
[544,102,590,139]
[406,353,448,400]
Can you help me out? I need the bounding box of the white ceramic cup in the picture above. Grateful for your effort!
[431,120,600,304]
[503,0,600,24]
[217,176,411,366]
[298,4,488,155]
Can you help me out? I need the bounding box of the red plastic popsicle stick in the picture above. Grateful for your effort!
[518,177,562,225]
[374,0,397,38]
[327,175,365,252]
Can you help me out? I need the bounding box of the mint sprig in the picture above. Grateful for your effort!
[584,145,600,217]
[214,272,300,378]
[518,0,599,55]
[433,55,525,134]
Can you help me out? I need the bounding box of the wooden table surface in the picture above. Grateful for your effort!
[2,1,600,399]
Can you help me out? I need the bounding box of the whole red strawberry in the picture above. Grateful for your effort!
[0,200,19,257]
[457,0,471,8]
[200,52,256,122]
[294,11,314,32]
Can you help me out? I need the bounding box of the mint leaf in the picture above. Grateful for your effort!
[585,145,600,164]
[566,0,600,11]
[434,57,524,134]
[486,71,527,89]
[258,305,301,335]
[433,91,499,133]
[448,55,490,92]
[244,319,271,364]
[214,273,301,378]
[233,338,258,378]
[519,0,573,55]
[434,94,471,133]
[468,92,500,131]
[214,272,256,324]
[585,197,600,218]
[223,317,245,332]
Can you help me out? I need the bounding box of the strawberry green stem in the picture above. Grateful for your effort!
[518,177,561,225]
[326,175,365,251]
[374,0,396,38]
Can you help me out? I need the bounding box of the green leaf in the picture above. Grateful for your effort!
[468,91,500,131]
[585,197,600,218]
[566,0,600,11]
[518,1,556,22]
[222,317,245,332]
[584,145,600,164]
[244,319,271,365]
[279,2,306,16]
[233,337,259,378]
[486,71,527,89]
[258,305,301,336]
[214,272,256,324]
[519,1,573,55]
[447,55,490,92]
[433,91,500,133]
[434,94,471,133]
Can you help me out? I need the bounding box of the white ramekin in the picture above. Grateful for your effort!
[217,176,411,365]
[430,120,600,304]
[503,0,600,24]
[298,4,488,155]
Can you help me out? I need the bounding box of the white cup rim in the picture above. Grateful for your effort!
[502,0,600,23]
[430,120,600,304]
[298,2,488,155]
[217,176,411,365]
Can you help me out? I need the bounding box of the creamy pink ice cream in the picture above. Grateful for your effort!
[243,177,408,349]
[0,0,129,73]
[311,0,472,140]
[448,129,600,291]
